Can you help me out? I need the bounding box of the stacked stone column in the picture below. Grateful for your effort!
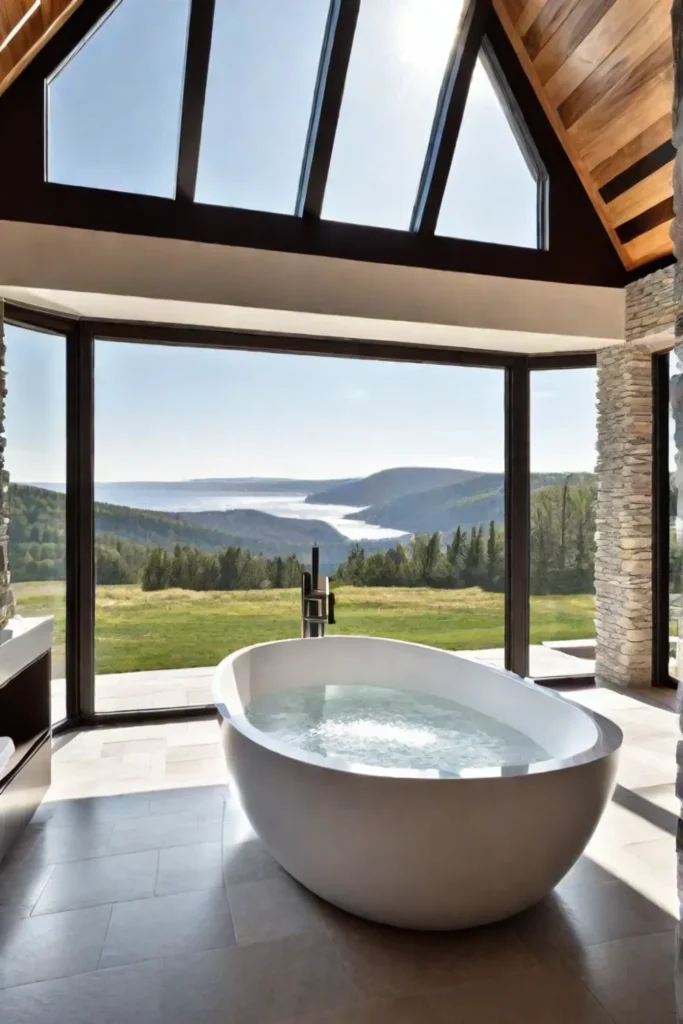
[594,343,654,687]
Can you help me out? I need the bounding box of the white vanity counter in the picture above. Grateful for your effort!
[0,616,53,690]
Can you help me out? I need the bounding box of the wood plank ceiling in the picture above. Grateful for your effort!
[0,0,82,98]
[493,0,675,270]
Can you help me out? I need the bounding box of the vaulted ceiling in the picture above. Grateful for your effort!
[493,0,675,270]
[0,0,677,275]
[0,0,82,96]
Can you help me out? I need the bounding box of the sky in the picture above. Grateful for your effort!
[4,0,595,483]
[5,326,597,482]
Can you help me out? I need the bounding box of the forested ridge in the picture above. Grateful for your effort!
[8,476,626,596]
[139,478,599,595]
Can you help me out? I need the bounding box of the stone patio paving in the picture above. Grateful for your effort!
[50,646,594,724]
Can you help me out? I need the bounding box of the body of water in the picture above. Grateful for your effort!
[246,684,549,772]
[38,483,404,541]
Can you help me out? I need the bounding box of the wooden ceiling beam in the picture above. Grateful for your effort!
[533,0,619,84]
[494,0,675,270]
[544,0,665,108]
[592,112,673,188]
[0,0,84,98]
[607,161,674,229]
[624,218,674,267]
[558,11,670,130]
[492,0,629,265]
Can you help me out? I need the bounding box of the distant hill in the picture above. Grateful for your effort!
[305,467,482,508]
[178,509,341,545]
[8,483,404,584]
[345,472,595,533]
[89,477,359,503]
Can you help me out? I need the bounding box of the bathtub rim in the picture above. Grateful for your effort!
[213,635,622,781]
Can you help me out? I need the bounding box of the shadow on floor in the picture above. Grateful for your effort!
[612,783,679,838]
[0,779,677,1024]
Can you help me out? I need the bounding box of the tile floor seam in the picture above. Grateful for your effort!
[0,964,115,996]
[95,904,115,972]
[96,933,237,973]
[26,864,55,917]
[152,848,161,895]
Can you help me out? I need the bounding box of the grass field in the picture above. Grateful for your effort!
[13,582,595,676]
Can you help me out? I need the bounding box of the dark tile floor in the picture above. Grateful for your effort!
[0,689,680,1024]
[0,774,677,1024]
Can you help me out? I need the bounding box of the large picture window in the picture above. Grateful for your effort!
[4,323,67,724]
[93,339,505,712]
[529,367,597,681]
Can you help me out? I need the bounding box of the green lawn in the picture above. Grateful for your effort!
[13,582,595,676]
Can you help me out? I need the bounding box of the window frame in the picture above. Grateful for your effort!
[4,302,606,733]
[479,36,549,251]
[0,0,626,289]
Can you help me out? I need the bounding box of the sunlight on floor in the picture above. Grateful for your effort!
[49,718,226,802]
[47,683,681,924]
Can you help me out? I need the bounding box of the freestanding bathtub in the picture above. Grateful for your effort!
[214,635,621,930]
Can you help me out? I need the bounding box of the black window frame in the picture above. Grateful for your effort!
[4,301,604,732]
[0,0,627,290]
[653,351,677,688]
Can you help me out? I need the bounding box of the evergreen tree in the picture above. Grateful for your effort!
[486,520,498,590]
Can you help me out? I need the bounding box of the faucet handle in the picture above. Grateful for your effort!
[328,591,336,626]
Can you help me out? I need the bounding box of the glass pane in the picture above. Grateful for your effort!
[323,0,465,229]
[94,340,504,712]
[437,58,539,247]
[529,369,597,681]
[5,324,67,725]
[196,0,329,213]
[47,0,191,197]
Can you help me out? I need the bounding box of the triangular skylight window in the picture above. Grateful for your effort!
[47,0,191,197]
[323,0,466,230]
[436,55,542,248]
[195,0,329,214]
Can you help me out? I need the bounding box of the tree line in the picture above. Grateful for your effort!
[334,480,596,595]
[141,545,306,592]
[336,525,505,590]
[10,478,599,596]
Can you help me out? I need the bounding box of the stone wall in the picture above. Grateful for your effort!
[594,255,677,688]
[625,264,677,344]
[594,342,654,687]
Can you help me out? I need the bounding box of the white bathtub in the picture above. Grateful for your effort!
[214,636,621,930]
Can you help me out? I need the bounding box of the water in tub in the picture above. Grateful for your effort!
[245,685,549,772]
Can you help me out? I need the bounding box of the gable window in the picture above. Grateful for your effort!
[436,48,547,249]
[46,0,190,197]
[322,0,466,229]
[196,0,329,213]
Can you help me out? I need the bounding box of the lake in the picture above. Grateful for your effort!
[39,482,405,541]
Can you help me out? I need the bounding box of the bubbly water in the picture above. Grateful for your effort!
[245,685,549,773]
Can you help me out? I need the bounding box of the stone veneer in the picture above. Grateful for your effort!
[624,264,677,344]
[594,265,676,688]
[594,343,654,688]
[0,300,13,628]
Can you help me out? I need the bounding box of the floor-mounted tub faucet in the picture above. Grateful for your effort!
[301,545,336,638]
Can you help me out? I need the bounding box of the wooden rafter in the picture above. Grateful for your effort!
[0,0,84,98]
[493,0,675,271]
